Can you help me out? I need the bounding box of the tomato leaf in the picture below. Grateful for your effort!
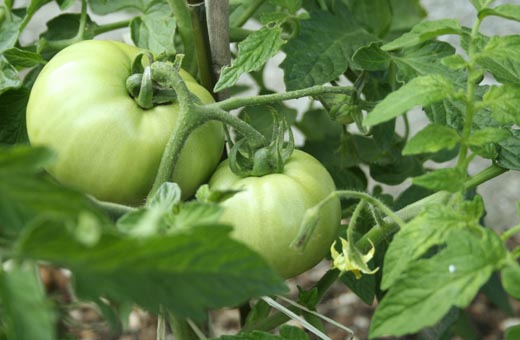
[370,227,507,338]
[349,0,392,37]
[214,26,285,92]
[391,40,459,82]
[130,3,176,55]
[165,201,223,230]
[339,271,376,305]
[497,129,520,170]
[412,167,465,192]
[467,127,511,147]
[403,124,460,155]
[469,0,496,11]
[281,3,376,90]
[483,84,520,125]
[352,43,391,71]
[56,0,75,10]
[506,325,520,340]
[3,47,46,68]
[382,19,462,51]
[369,156,423,186]
[40,13,99,41]
[477,35,520,83]
[388,0,427,34]
[0,10,23,55]
[269,0,302,14]
[17,221,288,321]
[480,4,520,22]
[239,101,297,139]
[0,145,108,237]
[0,88,29,144]
[88,0,158,15]
[382,197,484,290]
[364,74,454,127]
[0,57,22,94]
[502,260,520,299]
[0,266,56,340]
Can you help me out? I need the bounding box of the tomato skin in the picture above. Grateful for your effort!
[209,150,341,278]
[26,40,224,205]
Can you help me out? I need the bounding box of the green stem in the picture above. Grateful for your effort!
[463,163,507,190]
[93,19,131,35]
[168,313,199,340]
[336,191,406,228]
[148,62,266,199]
[347,200,366,244]
[502,224,520,242]
[37,0,88,53]
[231,0,266,27]
[189,1,214,92]
[230,27,253,42]
[456,17,482,172]
[198,106,266,146]
[89,197,136,219]
[37,1,128,53]
[167,0,197,76]
[214,85,353,111]
[157,311,167,340]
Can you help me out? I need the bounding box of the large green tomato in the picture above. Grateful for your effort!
[26,40,224,205]
[208,150,341,278]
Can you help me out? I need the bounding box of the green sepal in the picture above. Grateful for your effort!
[229,111,294,177]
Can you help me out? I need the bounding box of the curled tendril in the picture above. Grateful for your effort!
[229,109,295,177]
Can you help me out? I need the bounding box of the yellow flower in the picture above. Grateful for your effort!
[330,238,378,279]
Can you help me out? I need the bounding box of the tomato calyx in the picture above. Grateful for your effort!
[229,113,294,177]
[126,53,183,109]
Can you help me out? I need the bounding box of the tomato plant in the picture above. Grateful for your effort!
[26,39,224,205]
[209,150,341,278]
[1,0,520,340]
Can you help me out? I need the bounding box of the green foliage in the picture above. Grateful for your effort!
[215,25,286,91]
[18,220,287,321]
[364,74,454,127]
[281,3,376,90]
[371,227,508,338]
[0,266,56,340]
[130,3,177,55]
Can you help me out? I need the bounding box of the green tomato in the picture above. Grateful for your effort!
[26,40,224,205]
[209,150,341,278]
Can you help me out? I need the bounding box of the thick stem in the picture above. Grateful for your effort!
[206,0,231,101]
[214,85,353,111]
[189,1,214,91]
